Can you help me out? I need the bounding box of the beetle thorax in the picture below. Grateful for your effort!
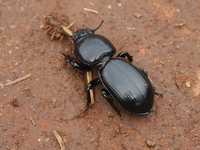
[74,34,116,67]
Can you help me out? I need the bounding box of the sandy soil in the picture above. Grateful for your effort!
[0,0,200,149]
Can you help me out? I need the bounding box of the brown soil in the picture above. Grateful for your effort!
[0,0,200,149]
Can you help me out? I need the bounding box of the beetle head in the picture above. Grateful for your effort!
[71,28,93,41]
[67,20,104,42]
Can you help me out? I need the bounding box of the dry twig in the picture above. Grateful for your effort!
[148,75,158,89]
[5,73,31,85]
[0,82,3,89]
[83,8,98,14]
[86,71,95,105]
[53,130,66,150]
[60,21,75,36]
[175,22,186,27]
[57,67,63,77]
[30,117,36,126]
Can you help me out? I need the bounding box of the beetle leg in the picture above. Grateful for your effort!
[60,52,91,71]
[139,68,148,76]
[86,78,100,110]
[154,91,163,98]
[139,68,163,97]
[116,52,133,62]
[101,89,122,119]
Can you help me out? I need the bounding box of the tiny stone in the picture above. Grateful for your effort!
[118,3,122,6]
[45,138,49,142]
[114,127,120,133]
[6,79,11,83]
[134,13,142,18]
[185,81,191,88]
[10,25,16,28]
[146,140,156,147]
[107,5,112,10]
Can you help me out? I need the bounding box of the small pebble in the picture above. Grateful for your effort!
[107,5,112,10]
[45,138,49,142]
[10,25,16,29]
[185,81,191,88]
[6,79,11,83]
[134,13,142,18]
[146,140,156,147]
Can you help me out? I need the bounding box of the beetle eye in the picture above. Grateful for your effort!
[86,29,92,33]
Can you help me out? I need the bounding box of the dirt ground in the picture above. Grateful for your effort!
[0,0,200,149]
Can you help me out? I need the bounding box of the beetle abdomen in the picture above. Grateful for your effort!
[98,59,154,114]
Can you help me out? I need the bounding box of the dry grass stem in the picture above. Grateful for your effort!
[83,8,98,14]
[86,71,95,105]
[53,130,66,150]
[5,73,32,85]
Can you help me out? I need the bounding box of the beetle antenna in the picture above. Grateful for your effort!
[91,20,104,33]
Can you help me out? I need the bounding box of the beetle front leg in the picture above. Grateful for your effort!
[60,52,90,71]
[116,52,133,62]
[86,78,100,110]
[101,89,122,119]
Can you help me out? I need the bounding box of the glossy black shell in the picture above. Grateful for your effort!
[74,34,116,66]
[98,58,154,115]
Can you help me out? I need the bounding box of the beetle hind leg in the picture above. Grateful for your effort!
[154,91,163,98]
[116,52,133,62]
[139,68,148,76]
[139,68,163,98]
[101,89,122,119]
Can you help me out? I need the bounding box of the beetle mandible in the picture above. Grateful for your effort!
[60,21,162,119]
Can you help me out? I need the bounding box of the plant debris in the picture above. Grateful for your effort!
[174,75,186,88]
[86,71,95,105]
[5,73,31,86]
[53,130,66,150]
[134,13,142,18]
[10,98,19,107]
[83,8,98,14]
[175,22,186,27]
[41,13,74,40]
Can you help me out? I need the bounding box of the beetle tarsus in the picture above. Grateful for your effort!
[101,89,122,119]
[61,52,91,71]
[116,51,133,62]
[139,68,148,76]
[60,52,68,57]
[85,104,89,110]
[154,92,163,98]
[86,78,100,109]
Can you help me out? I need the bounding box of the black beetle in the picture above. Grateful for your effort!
[60,21,162,118]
